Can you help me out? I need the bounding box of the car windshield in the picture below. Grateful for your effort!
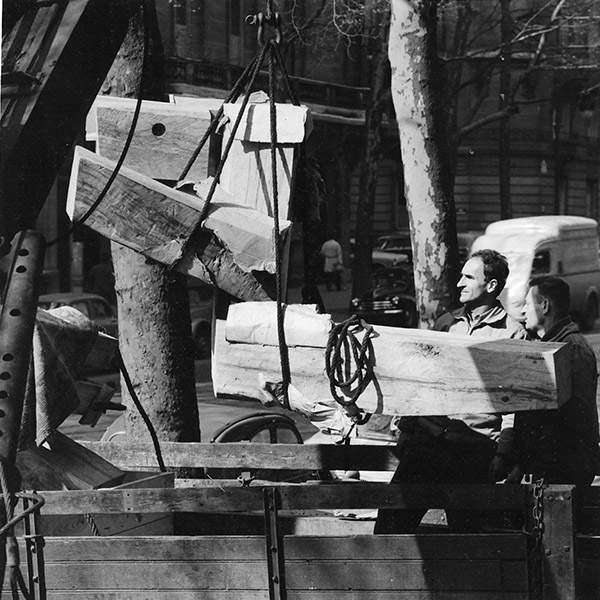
[375,236,411,252]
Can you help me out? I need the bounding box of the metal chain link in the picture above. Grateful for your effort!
[529,478,545,598]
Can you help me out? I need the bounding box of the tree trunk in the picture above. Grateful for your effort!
[388,0,459,327]
[352,15,390,298]
[102,2,200,444]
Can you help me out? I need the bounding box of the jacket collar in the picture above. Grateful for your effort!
[541,317,579,342]
[453,301,507,327]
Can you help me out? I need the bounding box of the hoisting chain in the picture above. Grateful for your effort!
[528,477,545,598]
[325,316,377,443]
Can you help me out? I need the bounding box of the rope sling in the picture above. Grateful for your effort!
[177,3,299,408]
[176,1,378,431]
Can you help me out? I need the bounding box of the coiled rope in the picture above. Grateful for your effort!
[325,316,377,441]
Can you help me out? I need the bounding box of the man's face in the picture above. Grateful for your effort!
[457,257,489,305]
[523,286,544,332]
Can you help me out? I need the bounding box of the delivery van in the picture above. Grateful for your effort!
[471,216,600,330]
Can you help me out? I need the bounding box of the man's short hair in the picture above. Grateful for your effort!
[529,275,570,317]
[470,249,509,294]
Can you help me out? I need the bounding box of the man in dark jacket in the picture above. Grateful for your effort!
[507,276,600,485]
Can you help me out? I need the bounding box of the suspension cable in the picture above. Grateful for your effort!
[267,40,291,408]
[177,54,260,182]
[117,351,167,472]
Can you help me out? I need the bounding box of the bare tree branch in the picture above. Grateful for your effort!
[285,0,328,45]
[457,107,517,141]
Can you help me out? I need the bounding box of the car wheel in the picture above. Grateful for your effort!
[193,323,211,359]
[580,294,598,332]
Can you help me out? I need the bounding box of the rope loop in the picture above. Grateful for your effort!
[325,315,376,419]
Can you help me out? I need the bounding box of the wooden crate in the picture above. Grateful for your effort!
[5,482,532,599]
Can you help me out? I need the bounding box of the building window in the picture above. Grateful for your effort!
[174,0,187,26]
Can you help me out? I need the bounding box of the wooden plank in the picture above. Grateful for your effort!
[37,483,530,515]
[285,534,527,560]
[79,441,404,471]
[12,593,268,600]
[542,486,577,600]
[93,96,220,180]
[284,560,526,591]
[213,317,571,416]
[286,594,528,600]
[0,0,137,245]
[3,535,528,596]
[26,562,268,590]
[2,592,528,600]
[26,560,525,593]
[27,534,524,562]
[33,513,173,538]
[67,146,286,301]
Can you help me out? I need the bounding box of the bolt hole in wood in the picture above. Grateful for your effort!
[17,249,29,256]
[15,266,26,273]
[152,123,166,137]
[0,392,7,399]
[9,309,20,316]
[2,354,13,362]
[0,373,10,380]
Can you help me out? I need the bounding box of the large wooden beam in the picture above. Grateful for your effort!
[213,315,571,416]
[67,146,291,300]
[0,0,138,247]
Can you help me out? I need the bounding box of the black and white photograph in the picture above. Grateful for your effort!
[1,0,599,597]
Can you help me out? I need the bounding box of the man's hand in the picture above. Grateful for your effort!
[489,454,511,482]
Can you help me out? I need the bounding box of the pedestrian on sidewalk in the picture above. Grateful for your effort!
[320,235,344,291]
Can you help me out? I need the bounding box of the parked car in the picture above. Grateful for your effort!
[471,215,600,330]
[371,230,480,271]
[38,292,119,337]
[350,266,418,328]
[371,231,412,271]
[38,286,213,358]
